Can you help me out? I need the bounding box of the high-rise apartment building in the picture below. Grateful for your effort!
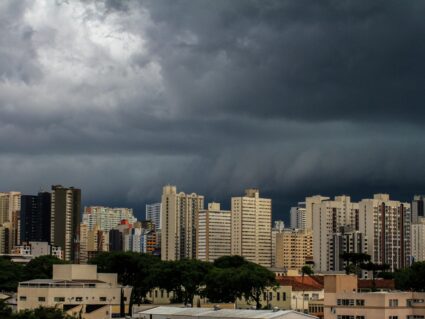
[290,203,306,230]
[275,228,313,270]
[50,185,81,262]
[20,192,51,243]
[312,195,359,272]
[82,206,136,232]
[411,218,425,262]
[146,202,162,230]
[0,191,21,251]
[412,195,425,223]
[231,188,272,267]
[331,226,368,272]
[305,195,329,230]
[161,185,204,260]
[196,202,231,262]
[358,194,411,271]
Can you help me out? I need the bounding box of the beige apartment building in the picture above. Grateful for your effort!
[358,194,411,271]
[161,185,204,261]
[0,191,21,252]
[305,195,329,230]
[324,274,425,319]
[18,264,132,319]
[231,188,272,267]
[196,202,231,262]
[312,196,360,272]
[275,228,313,270]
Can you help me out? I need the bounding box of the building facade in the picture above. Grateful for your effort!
[196,202,231,262]
[82,206,136,232]
[161,185,204,261]
[50,185,81,262]
[290,203,306,230]
[275,228,313,270]
[0,191,21,252]
[312,196,359,272]
[146,202,162,230]
[412,195,425,223]
[411,217,425,262]
[20,192,51,243]
[358,194,411,271]
[231,188,272,267]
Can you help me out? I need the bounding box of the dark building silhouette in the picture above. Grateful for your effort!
[20,192,51,243]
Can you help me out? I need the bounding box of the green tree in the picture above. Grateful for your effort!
[360,262,390,291]
[204,256,277,309]
[0,257,23,292]
[341,252,371,276]
[301,265,314,313]
[155,259,211,306]
[23,255,67,281]
[0,299,12,319]
[394,261,425,291]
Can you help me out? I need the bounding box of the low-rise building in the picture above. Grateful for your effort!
[137,306,318,319]
[324,274,425,319]
[17,264,132,319]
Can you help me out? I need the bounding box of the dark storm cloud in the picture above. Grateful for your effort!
[0,0,425,220]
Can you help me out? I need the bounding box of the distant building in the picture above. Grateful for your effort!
[275,228,313,270]
[17,264,132,319]
[146,202,162,230]
[412,195,425,223]
[331,226,367,272]
[231,188,272,267]
[161,185,204,261]
[272,220,285,267]
[196,202,231,262]
[304,195,329,231]
[290,203,306,230]
[20,192,51,243]
[82,206,136,232]
[0,191,21,252]
[11,241,63,259]
[312,196,359,272]
[411,217,425,262]
[358,194,411,271]
[50,185,81,263]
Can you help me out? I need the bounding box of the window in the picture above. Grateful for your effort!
[100,297,107,302]
[155,290,158,298]
[283,292,286,301]
[277,292,280,301]
[54,297,65,302]
[389,299,398,307]
[356,316,365,319]
[161,290,164,298]
[38,297,45,302]
[19,296,27,301]
[269,292,273,301]
[356,299,365,306]
[304,294,309,301]
[76,297,83,302]
[389,316,398,319]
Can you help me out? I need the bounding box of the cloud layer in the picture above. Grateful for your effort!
[1,0,425,220]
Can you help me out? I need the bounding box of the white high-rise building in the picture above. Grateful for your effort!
[312,195,359,272]
[411,218,425,262]
[146,202,162,230]
[82,206,137,232]
[290,202,306,229]
[358,194,411,271]
[161,185,204,261]
[231,188,272,267]
[196,202,231,262]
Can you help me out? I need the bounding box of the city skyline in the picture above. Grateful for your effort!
[1,1,425,222]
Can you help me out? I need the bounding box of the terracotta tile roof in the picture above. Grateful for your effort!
[276,276,324,291]
[358,279,395,290]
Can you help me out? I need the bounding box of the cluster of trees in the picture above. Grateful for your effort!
[0,255,66,292]
[0,302,76,319]
[89,253,277,309]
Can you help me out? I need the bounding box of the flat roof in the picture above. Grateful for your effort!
[138,306,317,318]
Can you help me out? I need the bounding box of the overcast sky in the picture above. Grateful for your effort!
[1,0,425,221]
